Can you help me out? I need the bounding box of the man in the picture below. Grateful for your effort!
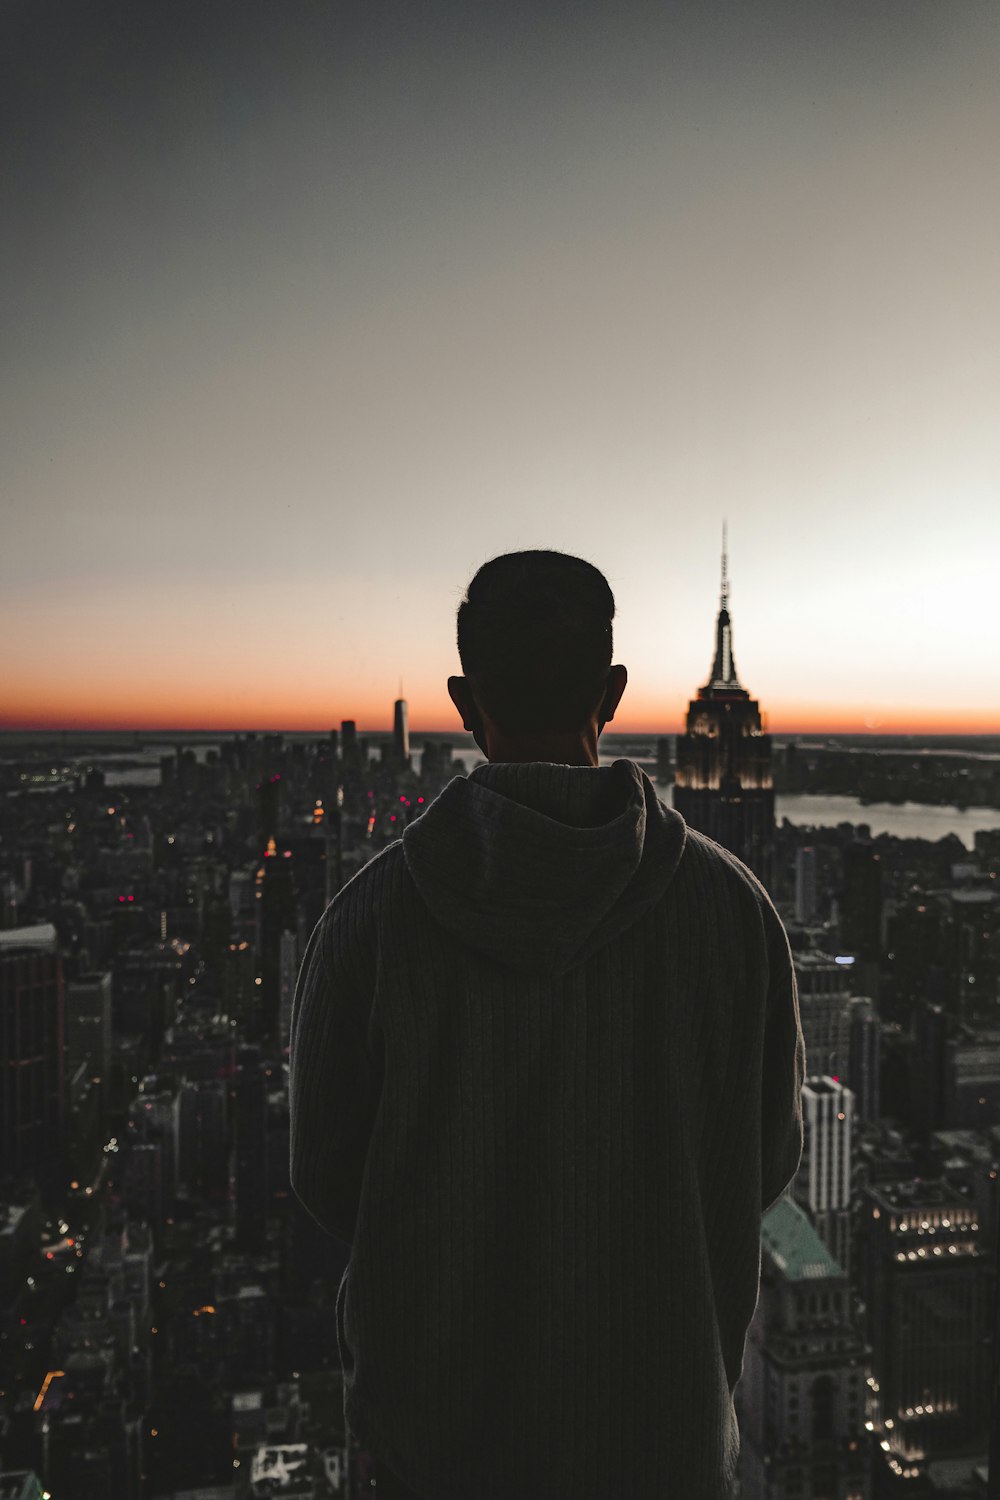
[289,549,805,1500]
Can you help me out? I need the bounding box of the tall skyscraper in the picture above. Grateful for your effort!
[256,773,282,846]
[393,695,410,770]
[235,1044,269,1252]
[278,929,299,1057]
[910,999,949,1142]
[794,950,854,1081]
[793,1076,855,1276]
[672,527,775,886]
[739,1196,871,1500]
[840,839,884,1004]
[65,970,112,1084]
[0,925,66,1194]
[795,846,819,923]
[256,842,297,1048]
[847,996,881,1124]
[178,1080,229,1202]
[841,841,883,960]
[860,1179,989,1458]
[340,720,359,767]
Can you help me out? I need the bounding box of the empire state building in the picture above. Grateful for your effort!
[672,530,775,887]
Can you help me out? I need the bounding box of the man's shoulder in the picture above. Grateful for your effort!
[671,828,791,980]
[676,825,775,922]
[316,839,407,961]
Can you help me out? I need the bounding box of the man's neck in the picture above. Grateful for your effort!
[484,726,601,767]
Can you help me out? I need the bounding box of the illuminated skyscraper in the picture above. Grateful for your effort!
[792,1075,855,1276]
[861,1179,989,1458]
[672,528,775,886]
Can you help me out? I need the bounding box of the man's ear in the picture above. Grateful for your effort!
[447,675,475,732]
[601,664,628,724]
[448,675,490,756]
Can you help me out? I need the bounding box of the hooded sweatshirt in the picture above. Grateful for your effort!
[289,758,805,1500]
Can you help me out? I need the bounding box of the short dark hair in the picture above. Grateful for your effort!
[456,550,615,733]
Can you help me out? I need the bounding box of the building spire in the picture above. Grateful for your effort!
[708,521,741,689]
[720,519,728,612]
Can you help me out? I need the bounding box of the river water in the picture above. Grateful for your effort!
[535,750,999,848]
[771,793,999,847]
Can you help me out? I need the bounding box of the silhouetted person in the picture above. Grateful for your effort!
[290,550,805,1499]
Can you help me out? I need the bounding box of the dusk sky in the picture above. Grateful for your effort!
[3,1,999,734]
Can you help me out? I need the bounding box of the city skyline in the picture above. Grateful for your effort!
[4,1,999,736]
[2,671,997,1494]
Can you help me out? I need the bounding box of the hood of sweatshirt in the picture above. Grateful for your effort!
[401,758,687,975]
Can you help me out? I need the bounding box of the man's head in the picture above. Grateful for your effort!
[447,550,627,764]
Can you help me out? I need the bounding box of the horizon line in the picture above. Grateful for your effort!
[2,724,999,740]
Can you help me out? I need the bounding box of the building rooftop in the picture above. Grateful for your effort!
[871,1179,973,1209]
[172,1488,237,1500]
[0,923,57,952]
[0,1474,42,1500]
[761,1196,843,1281]
[802,1076,849,1097]
[792,949,854,969]
[249,1445,311,1494]
[0,1202,30,1234]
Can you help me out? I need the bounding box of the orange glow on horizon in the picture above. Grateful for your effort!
[1,687,997,739]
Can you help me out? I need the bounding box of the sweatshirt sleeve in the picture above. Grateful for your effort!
[288,905,383,1245]
[760,902,807,1213]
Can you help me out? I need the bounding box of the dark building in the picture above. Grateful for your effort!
[255,842,298,1047]
[739,1196,871,1500]
[419,739,454,791]
[256,773,282,847]
[178,1080,229,1203]
[0,1472,45,1499]
[0,927,66,1197]
[860,1179,989,1460]
[393,696,410,771]
[67,1058,103,1186]
[848,996,882,1124]
[235,1044,269,1251]
[794,949,853,1082]
[911,1000,949,1143]
[672,529,775,887]
[0,1188,43,1308]
[841,840,883,960]
[121,1137,165,1241]
[340,719,359,771]
[884,896,957,1025]
[64,970,112,1087]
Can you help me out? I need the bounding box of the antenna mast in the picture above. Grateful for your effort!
[721,519,729,611]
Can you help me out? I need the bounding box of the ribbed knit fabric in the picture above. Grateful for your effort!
[289,759,806,1500]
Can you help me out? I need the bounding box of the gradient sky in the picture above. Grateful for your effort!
[3,0,999,734]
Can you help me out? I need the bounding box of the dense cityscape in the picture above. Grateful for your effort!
[1,568,998,1499]
[5,0,997,1492]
